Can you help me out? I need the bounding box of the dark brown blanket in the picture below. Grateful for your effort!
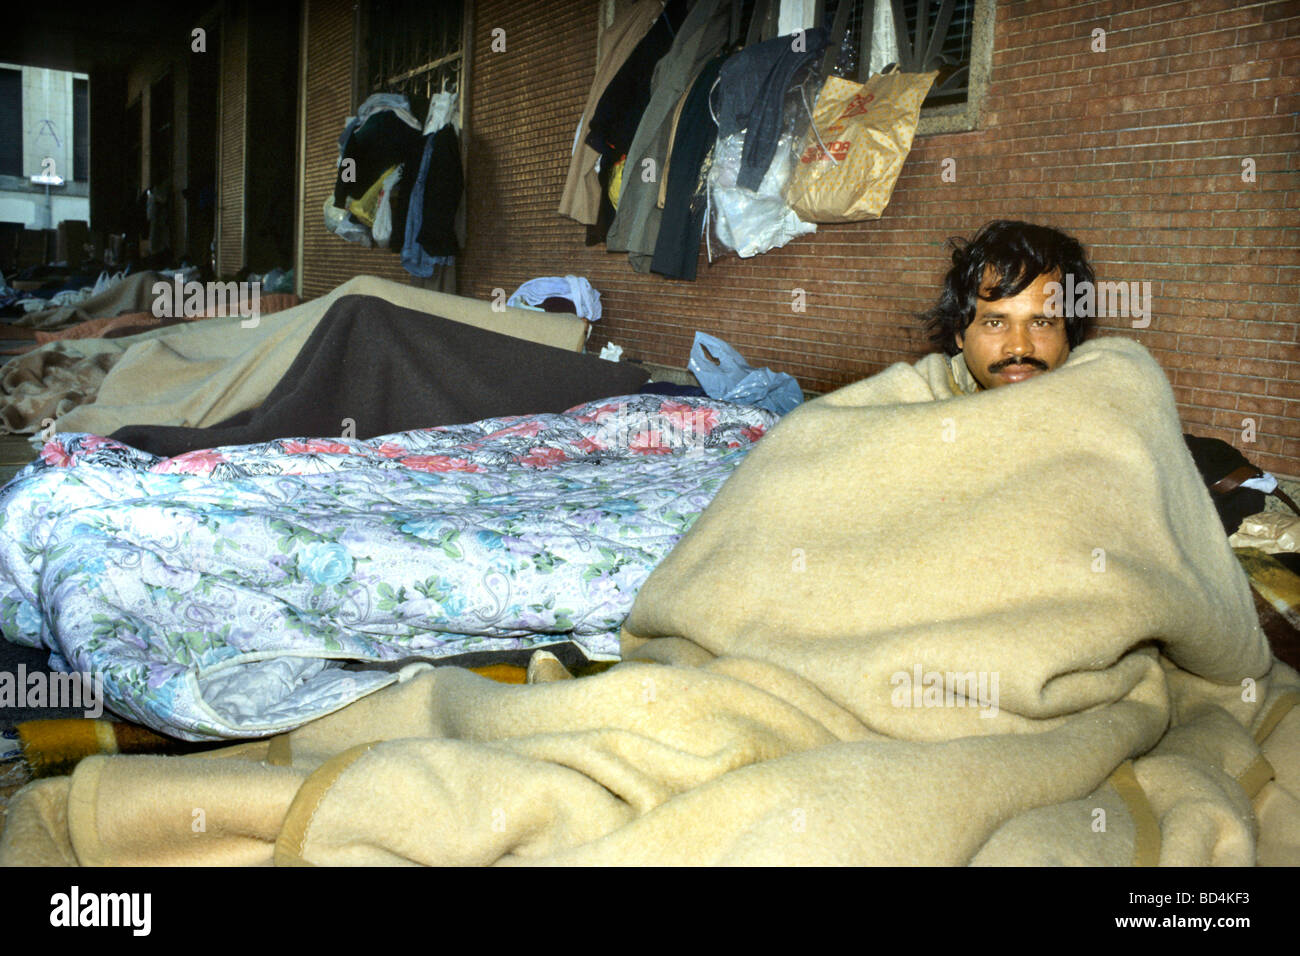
[110,294,648,457]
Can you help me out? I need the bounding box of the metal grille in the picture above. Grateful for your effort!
[824,0,866,80]
[824,0,974,107]
[364,0,464,117]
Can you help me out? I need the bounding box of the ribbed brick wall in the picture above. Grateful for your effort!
[217,5,246,276]
[299,0,1299,476]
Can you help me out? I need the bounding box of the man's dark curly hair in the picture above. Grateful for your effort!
[921,220,1095,356]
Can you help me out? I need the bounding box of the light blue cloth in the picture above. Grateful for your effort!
[1241,473,1278,493]
[507,276,602,321]
[401,130,456,277]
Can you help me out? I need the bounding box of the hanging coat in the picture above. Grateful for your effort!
[605,0,735,273]
[558,0,667,226]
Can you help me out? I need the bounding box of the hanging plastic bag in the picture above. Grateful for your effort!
[689,331,803,416]
[323,196,372,247]
[785,69,937,223]
[423,91,459,135]
[707,130,815,259]
[371,166,403,245]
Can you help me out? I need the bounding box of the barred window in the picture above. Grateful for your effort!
[796,0,994,133]
[823,0,978,108]
[361,0,465,119]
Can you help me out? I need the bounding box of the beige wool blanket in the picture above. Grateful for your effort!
[2,337,1296,865]
[8,271,167,332]
[0,275,587,437]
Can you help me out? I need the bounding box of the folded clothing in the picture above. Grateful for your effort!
[507,275,601,321]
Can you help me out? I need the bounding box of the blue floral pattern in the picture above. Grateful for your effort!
[0,395,774,740]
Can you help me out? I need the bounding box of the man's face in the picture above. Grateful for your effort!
[956,270,1071,389]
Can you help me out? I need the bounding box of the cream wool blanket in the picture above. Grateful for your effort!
[9,271,167,332]
[2,337,1297,866]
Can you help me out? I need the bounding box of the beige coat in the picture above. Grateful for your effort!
[557,0,667,225]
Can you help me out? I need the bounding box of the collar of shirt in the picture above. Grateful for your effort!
[949,353,981,396]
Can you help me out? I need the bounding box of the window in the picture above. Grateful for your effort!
[806,0,996,134]
[360,0,466,120]
[0,69,20,178]
[824,0,976,106]
[73,77,89,182]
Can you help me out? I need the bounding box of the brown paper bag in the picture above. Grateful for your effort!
[785,70,937,223]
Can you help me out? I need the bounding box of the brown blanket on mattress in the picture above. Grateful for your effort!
[108,293,647,456]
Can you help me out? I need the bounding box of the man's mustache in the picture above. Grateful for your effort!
[989,356,1049,372]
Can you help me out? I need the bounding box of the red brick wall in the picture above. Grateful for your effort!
[299,0,1298,476]
[456,0,1299,476]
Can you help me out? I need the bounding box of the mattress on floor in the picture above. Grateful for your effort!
[0,394,775,740]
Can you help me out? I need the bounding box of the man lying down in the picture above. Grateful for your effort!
[2,221,1297,867]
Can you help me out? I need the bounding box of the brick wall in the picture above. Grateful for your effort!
[300,0,1299,476]
[217,4,247,276]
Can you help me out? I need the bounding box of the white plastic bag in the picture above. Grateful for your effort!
[708,132,815,260]
[323,195,372,247]
[371,166,403,245]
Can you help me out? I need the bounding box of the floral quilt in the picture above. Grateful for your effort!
[0,395,775,740]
